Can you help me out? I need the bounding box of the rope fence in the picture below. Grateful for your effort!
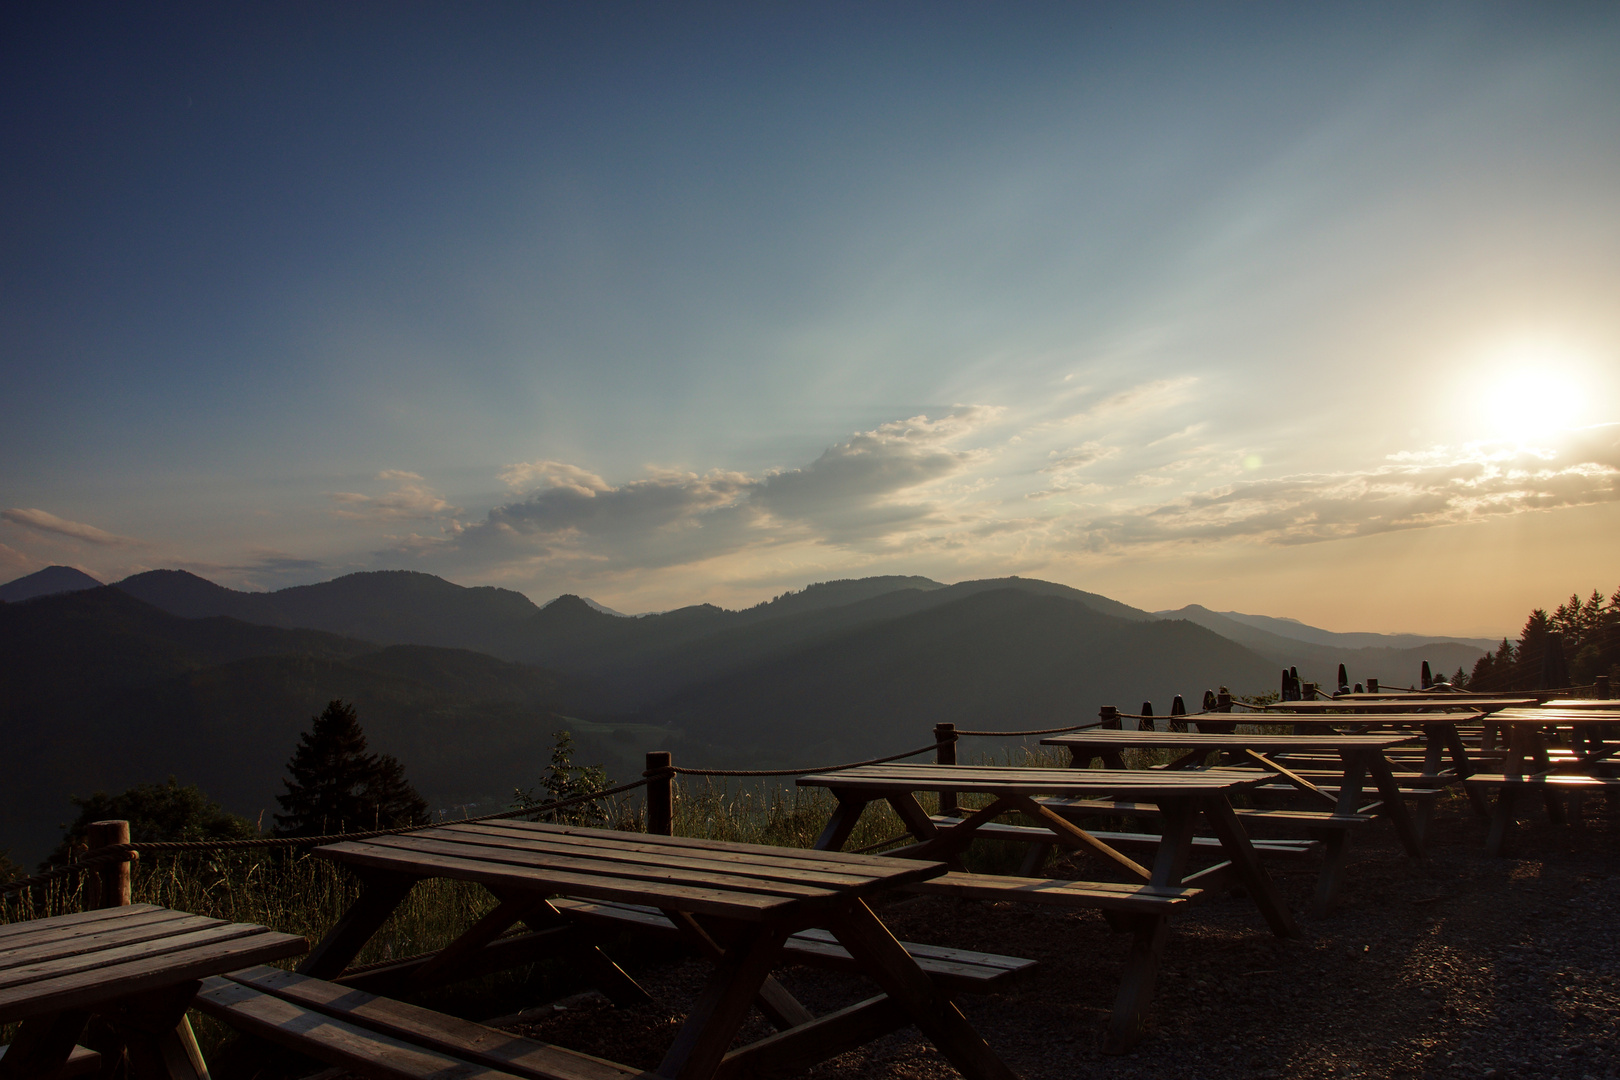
[1,777,651,900]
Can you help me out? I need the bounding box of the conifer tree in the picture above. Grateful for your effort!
[274,700,429,836]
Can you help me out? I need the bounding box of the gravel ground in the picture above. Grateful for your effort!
[504,790,1620,1080]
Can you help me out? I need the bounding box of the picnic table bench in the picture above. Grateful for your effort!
[798,762,1299,1052]
[0,904,306,1080]
[196,820,1021,1080]
[1036,730,1426,913]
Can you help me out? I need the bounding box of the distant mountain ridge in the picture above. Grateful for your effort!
[1156,604,1490,688]
[1163,606,1496,651]
[0,565,103,603]
[110,569,1158,709]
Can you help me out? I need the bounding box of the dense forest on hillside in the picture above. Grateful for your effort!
[1464,586,1620,691]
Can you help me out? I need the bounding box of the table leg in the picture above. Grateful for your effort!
[1485,786,1518,857]
[1529,732,1565,824]
[1103,913,1171,1054]
[829,899,1018,1080]
[656,923,790,1079]
[518,897,653,1008]
[1202,798,1299,938]
[1363,752,1423,857]
[298,869,416,979]
[405,892,553,990]
[0,1011,89,1080]
[105,981,206,1080]
[1434,722,1490,817]
[884,792,940,841]
[1309,829,1351,913]
[663,911,814,1030]
[812,792,870,851]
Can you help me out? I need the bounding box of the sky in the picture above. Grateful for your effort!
[3,2,1618,636]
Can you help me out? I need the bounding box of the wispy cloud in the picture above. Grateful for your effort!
[328,471,460,521]
[1065,428,1620,550]
[1,508,143,547]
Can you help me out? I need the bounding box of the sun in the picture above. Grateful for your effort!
[1473,338,1593,439]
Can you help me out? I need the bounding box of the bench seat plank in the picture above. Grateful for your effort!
[923,816,1321,856]
[198,967,646,1080]
[899,872,1199,912]
[549,898,1036,992]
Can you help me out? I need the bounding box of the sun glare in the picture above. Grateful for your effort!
[1473,339,1594,439]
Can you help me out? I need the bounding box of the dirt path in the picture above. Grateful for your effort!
[511,791,1619,1079]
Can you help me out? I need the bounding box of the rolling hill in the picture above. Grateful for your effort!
[0,565,103,603]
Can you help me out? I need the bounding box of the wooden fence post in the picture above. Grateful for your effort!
[1596,675,1611,700]
[934,723,958,816]
[87,819,131,909]
[1169,694,1187,733]
[1138,702,1155,732]
[645,752,673,836]
[1100,706,1120,730]
[1368,678,1379,694]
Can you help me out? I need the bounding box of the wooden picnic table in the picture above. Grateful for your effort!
[799,762,1300,1050]
[1462,707,1620,855]
[288,819,1018,1080]
[1041,730,1424,844]
[0,904,306,1079]
[1232,711,1486,792]
[1038,730,1427,913]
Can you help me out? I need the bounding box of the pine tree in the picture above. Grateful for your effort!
[274,700,429,836]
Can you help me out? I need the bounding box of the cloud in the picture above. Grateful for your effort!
[1,508,143,547]
[415,408,997,574]
[0,541,35,575]
[754,410,992,541]
[328,471,460,521]
[1066,429,1620,551]
[1041,442,1116,473]
[1057,377,1199,428]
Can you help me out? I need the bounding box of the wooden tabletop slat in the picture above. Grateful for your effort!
[0,904,170,942]
[1263,701,1499,714]
[349,833,855,901]
[0,922,287,994]
[0,911,226,968]
[1041,732,1416,750]
[1236,712,1486,725]
[0,921,306,1023]
[797,764,1268,795]
[1489,709,1620,723]
[316,840,939,920]
[422,824,897,886]
[472,819,932,869]
[0,907,200,958]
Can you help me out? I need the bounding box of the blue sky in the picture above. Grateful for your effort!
[4,3,1618,633]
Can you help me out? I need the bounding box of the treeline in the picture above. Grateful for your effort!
[1465,586,1620,692]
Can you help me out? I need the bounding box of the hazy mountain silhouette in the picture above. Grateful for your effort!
[1159,605,1495,652]
[113,569,1155,709]
[0,565,103,603]
[1156,604,1488,688]
[648,590,1276,764]
[0,588,617,865]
